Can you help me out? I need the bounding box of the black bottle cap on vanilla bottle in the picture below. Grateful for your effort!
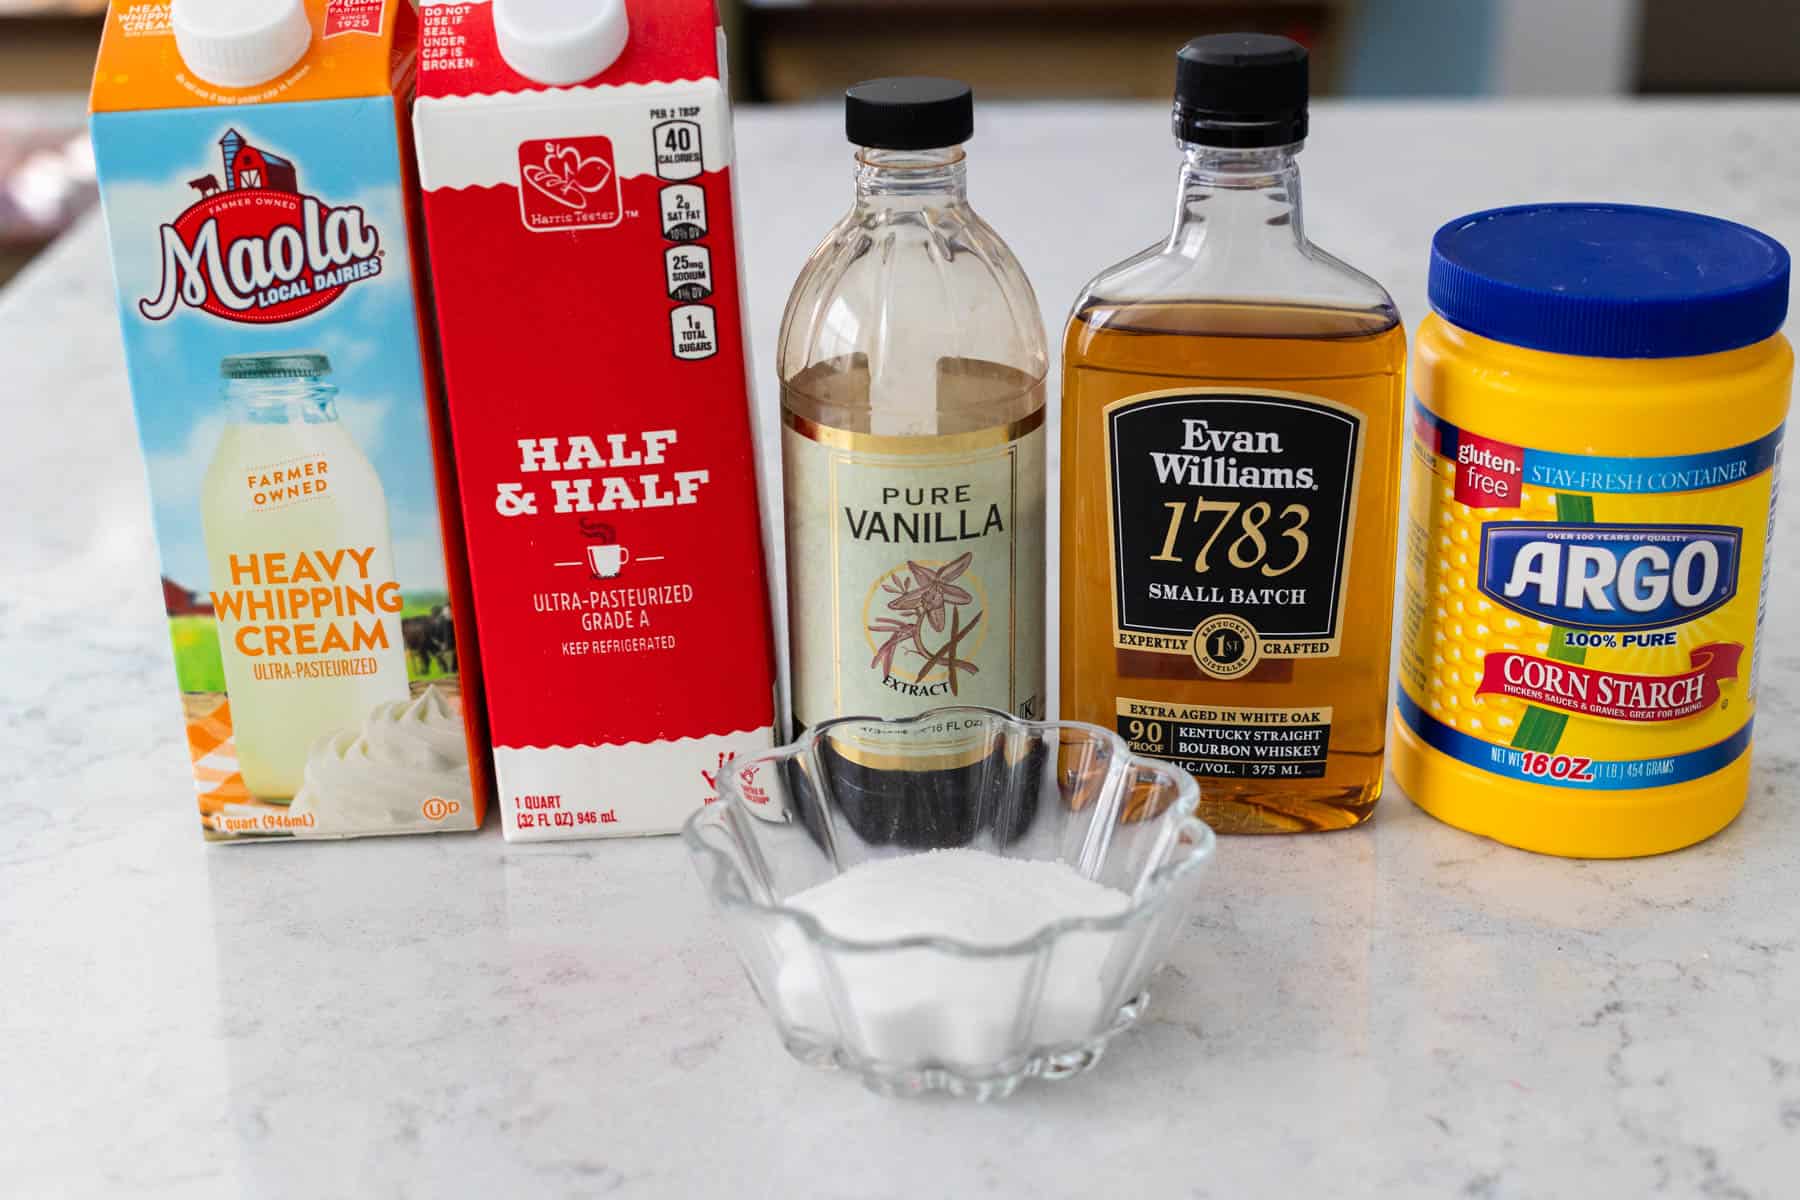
[846,77,974,150]
[1174,33,1309,148]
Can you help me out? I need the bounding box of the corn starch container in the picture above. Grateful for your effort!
[1394,204,1792,857]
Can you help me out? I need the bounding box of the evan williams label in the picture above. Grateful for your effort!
[783,412,1046,726]
[1105,390,1362,674]
[140,129,381,324]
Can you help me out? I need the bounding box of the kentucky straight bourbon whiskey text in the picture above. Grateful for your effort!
[1060,35,1405,832]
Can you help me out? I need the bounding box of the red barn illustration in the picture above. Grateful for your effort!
[161,577,214,616]
[218,128,298,193]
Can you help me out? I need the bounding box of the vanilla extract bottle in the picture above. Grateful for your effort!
[779,78,1049,844]
[1060,35,1406,833]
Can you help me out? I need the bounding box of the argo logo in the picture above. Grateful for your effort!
[139,128,382,324]
[1479,522,1741,631]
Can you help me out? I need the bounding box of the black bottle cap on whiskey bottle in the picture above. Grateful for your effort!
[1174,33,1309,148]
[845,77,974,150]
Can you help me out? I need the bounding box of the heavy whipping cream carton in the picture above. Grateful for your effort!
[91,0,489,840]
[413,0,778,840]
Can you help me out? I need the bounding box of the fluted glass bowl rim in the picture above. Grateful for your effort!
[681,705,1216,959]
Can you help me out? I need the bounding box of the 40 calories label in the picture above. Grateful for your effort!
[1396,404,1782,790]
[1117,698,1332,780]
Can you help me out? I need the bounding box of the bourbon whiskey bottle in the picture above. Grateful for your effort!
[1060,35,1405,833]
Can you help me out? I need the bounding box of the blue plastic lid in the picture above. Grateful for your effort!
[1429,203,1790,359]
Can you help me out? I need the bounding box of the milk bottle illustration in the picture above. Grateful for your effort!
[199,352,410,798]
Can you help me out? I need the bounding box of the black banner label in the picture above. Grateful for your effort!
[1116,697,1332,779]
[1104,389,1362,672]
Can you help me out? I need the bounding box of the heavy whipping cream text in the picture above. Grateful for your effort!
[208,547,403,658]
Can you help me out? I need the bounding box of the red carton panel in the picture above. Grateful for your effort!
[413,0,777,841]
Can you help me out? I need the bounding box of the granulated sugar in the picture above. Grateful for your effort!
[774,850,1134,1065]
[789,849,1128,943]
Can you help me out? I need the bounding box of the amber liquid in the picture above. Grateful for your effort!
[1061,301,1406,832]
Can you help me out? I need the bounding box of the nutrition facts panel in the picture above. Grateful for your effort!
[665,246,713,301]
[659,183,707,240]
[656,128,715,359]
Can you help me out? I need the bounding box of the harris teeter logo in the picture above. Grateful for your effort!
[139,129,382,324]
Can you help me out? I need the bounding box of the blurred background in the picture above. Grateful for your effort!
[1,0,1796,285]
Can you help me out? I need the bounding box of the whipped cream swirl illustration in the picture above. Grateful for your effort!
[290,687,472,836]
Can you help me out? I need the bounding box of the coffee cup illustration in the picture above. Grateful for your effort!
[587,544,631,578]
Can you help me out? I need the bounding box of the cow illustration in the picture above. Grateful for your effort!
[401,604,457,676]
[187,173,221,197]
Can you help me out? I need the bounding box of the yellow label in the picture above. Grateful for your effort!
[1396,405,1779,790]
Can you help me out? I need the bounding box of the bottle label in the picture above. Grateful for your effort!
[1116,697,1333,780]
[1396,403,1781,790]
[1103,388,1364,677]
[783,410,1047,734]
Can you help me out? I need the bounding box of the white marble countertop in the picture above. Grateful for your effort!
[6,100,1800,1198]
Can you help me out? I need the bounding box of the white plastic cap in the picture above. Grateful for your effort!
[494,0,630,86]
[171,0,312,89]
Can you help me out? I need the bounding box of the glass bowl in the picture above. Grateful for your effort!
[682,706,1215,1100]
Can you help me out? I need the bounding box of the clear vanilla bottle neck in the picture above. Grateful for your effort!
[1167,140,1305,255]
[855,145,968,209]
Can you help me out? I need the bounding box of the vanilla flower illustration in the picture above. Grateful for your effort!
[868,617,914,678]
[868,554,983,693]
[886,551,974,632]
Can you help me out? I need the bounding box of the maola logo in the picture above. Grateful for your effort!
[1480,523,1740,631]
[139,129,382,324]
